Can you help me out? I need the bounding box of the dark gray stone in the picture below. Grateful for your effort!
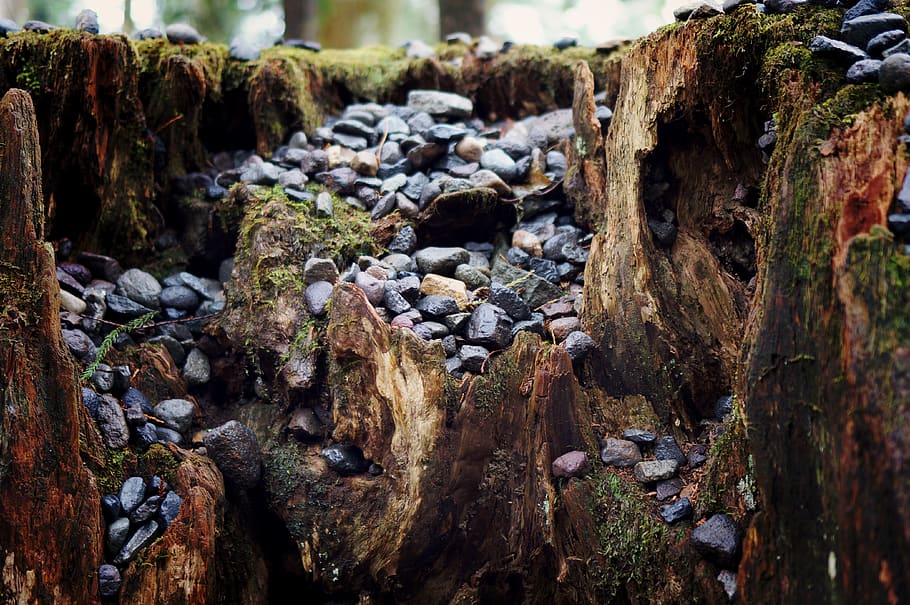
[106,517,130,555]
[688,444,709,468]
[867,29,906,56]
[542,230,587,263]
[389,225,418,254]
[0,18,20,36]
[512,315,545,337]
[156,426,182,444]
[159,490,183,528]
[116,268,161,308]
[148,335,186,366]
[333,119,375,139]
[424,124,468,143]
[655,436,688,467]
[444,312,471,332]
[648,219,678,247]
[159,285,200,310]
[458,344,490,373]
[406,142,447,170]
[119,476,146,514]
[442,335,458,356]
[321,443,370,475]
[407,90,473,119]
[90,364,115,392]
[64,329,97,363]
[888,212,910,237]
[564,331,596,361]
[97,394,129,449]
[133,423,158,450]
[691,513,742,566]
[884,39,910,58]
[553,36,578,50]
[370,192,397,220]
[23,20,56,33]
[113,520,160,566]
[415,247,470,275]
[106,293,154,318]
[98,564,122,598]
[412,321,449,340]
[165,23,204,44]
[203,421,262,488]
[317,167,359,194]
[402,172,429,200]
[488,282,531,320]
[153,398,195,433]
[465,303,513,348]
[528,257,560,283]
[656,477,684,501]
[660,497,693,523]
[844,0,890,21]
[415,295,460,318]
[383,288,412,314]
[101,494,121,522]
[633,459,679,482]
[715,395,734,420]
[846,59,882,83]
[129,495,162,525]
[454,264,490,289]
[622,428,658,446]
[763,0,806,12]
[183,348,211,386]
[897,168,910,210]
[600,438,642,467]
[841,13,907,48]
[479,148,518,182]
[809,35,870,64]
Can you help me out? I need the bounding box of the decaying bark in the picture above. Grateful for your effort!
[0,88,103,604]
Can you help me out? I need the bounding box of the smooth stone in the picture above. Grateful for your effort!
[203,421,262,488]
[119,476,146,514]
[412,321,449,340]
[633,459,679,482]
[445,356,464,374]
[105,517,130,555]
[551,451,589,478]
[114,520,159,566]
[63,328,96,362]
[116,268,161,309]
[315,191,334,218]
[321,443,370,475]
[183,348,211,386]
[455,344,488,373]
[512,315,545,337]
[424,124,468,143]
[402,172,429,200]
[134,27,164,40]
[377,115,410,136]
[277,168,307,189]
[98,564,121,598]
[0,18,20,36]
[159,285,200,311]
[660,497,693,523]
[229,37,260,61]
[90,364,115,393]
[867,29,906,57]
[479,148,518,182]
[354,272,386,306]
[844,0,890,21]
[622,428,658,445]
[465,303,513,348]
[491,258,564,310]
[600,438,642,467]
[846,59,882,83]
[383,253,417,274]
[454,263,490,289]
[414,295,460,318]
[407,142,447,170]
[762,0,805,12]
[888,213,910,237]
[153,398,195,433]
[159,490,183,528]
[420,274,469,308]
[288,131,308,148]
[407,90,473,119]
[105,294,153,318]
[841,13,908,49]
[809,35,870,63]
[288,407,324,441]
[74,9,99,33]
[77,252,123,282]
[148,334,186,366]
[884,39,910,58]
[691,513,742,566]
[304,258,339,284]
[97,394,129,449]
[165,23,205,44]
[530,109,574,145]
[414,247,470,275]
[512,230,543,257]
[129,495,162,524]
[469,169,511,196]
[656,477,685,502]
[446,31,472,44]
[101,494,121,522]
[22,20,56,33]
[549,316,580,341]
[455,136,485,162]
[156,426,182,444]
[442,335,458,356]
[655,436,688,467]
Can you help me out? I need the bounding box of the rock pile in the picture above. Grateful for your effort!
[220,90,610,375]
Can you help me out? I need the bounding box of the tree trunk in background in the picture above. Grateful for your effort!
[439,0,485,38]
[283,0,319,41]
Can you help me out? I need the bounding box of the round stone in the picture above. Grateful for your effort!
[159,285,200,311]
[203,420,262,489]
[153,398,196,433]
[98,564,121,597]
[116,268,162,308]
[879,52,910,93]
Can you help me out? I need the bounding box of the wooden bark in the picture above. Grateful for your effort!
[0,88,103,603]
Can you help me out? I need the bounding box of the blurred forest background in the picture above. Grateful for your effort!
[0,0,686,48]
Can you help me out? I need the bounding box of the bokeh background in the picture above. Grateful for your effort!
[0,0,692,48]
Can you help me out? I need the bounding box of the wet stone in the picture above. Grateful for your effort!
[101,494,121,523]
[488,282,531,320]
[156,426,182,444]
[114,520,160,566]
[600,438,642,467]
[98,564,122,598]
[129,495,162,525]
[844,0,889,21]
[64,329,97,363]
[413,321,449,340]
[458,344,489,373]
[322,443,370,475]
[809,35,870,63]
[465,303,513,349]
[116,268,161,309]
[846,59,882,83]
[660,497,693,524]
[841,13,908,49]
[106,517,130,555]
[415,295,460,318]
[159,490,183,528]
[867,29,906,57]
[119,476,146,514]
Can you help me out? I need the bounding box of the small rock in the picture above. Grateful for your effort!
[101,494,121,522]
[488,282,531,320]
[128,495,162,524]
[458,344,489,372]
[549,316,581,341]
[119,476,146,514]
[600,438,642,467]
[654,436,688,467]
[715,395,734,420]
[841,13,908,49]
[454,264,490,289]
[116,268,162,308]
[633,459,679,483]
[288,407,324,440]
[354,271,386,306]
[414,247,470,275]
[420,274,469,308]
[809,35,870,64]
[183,348,211,386]
[563,330,596,361]
[881,52,910,94]
[106,517,130,555]
[717,569,738,601]
[123,387,153,415]
[469,169,511,196]
[351,150,379,176]
[552,450,589,478]
[553,36,578,50]
[844,0,890,21]
[480,148,518,182]
[321,443,370,475]
[883,38,910,58]
[203,421,262,488]
[153,398,195,433]
[688,444,709,468]
[491,258,564,309]
[465,303,514,348]
[0,18,20,36]
[867,30,906,57]
[407,90,473,119]
[304,258,339,284]
[133,27,163,40]
[156,426,183,444]
[691,513,742,566]
[622,428,658,445]
[159,285,200,310]
[159,490,183,528]
[98,564,121,598]
[278,168,307,189]
[22,20,56,33]
[660,497,693,523]
[165,23,205,44]
[105,293,153,318]
[512,230,543,257]
[455,136,485,162]
[316,191,334,217]
[113,520,159,566]
[96,395,129,449]
[405,39,436,58]
[63,328,97,363]
[762,0,805,12]
[656,477,684,501]
[388,225,418,254]
[846,59,882,83]
[370,192,397,220]
[75,9,99,33]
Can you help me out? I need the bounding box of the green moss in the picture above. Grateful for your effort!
[97,448,137,494]
[139,443,181,486]
[589,470,689,601]
[696,399,753,518]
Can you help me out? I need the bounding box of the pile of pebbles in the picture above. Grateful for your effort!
[209,89,611,376]
[98,475,183,597]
